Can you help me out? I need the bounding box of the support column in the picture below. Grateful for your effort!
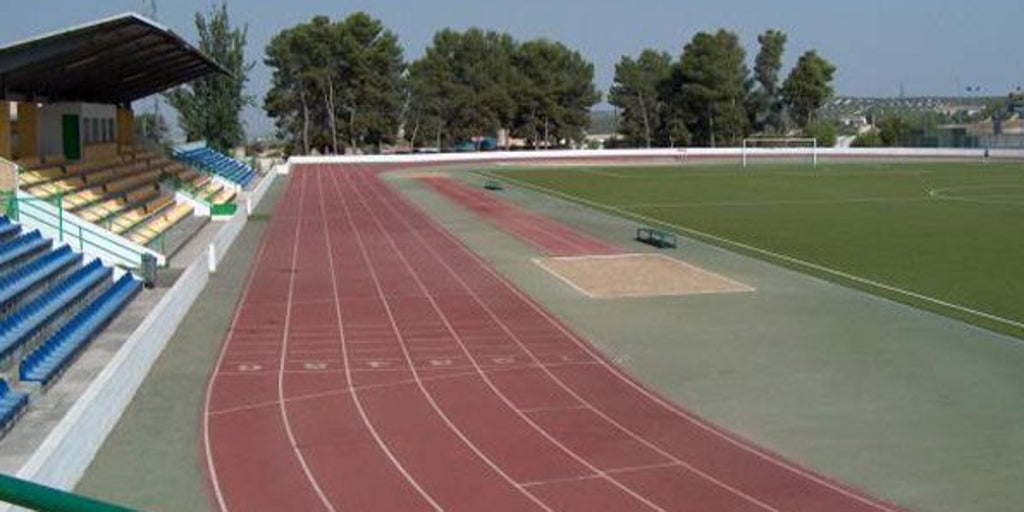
[0,101,11,160]
[17,103,39,160]
[117,107,134,153]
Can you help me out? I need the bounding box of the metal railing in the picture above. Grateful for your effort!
[0,473,136,512]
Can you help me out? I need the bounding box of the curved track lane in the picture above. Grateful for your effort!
[204,163,902,511]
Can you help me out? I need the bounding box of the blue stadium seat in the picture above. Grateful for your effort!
[0,231,50,273]
[20,274,141,386]
[0,260,111,362]
[172,147,256,187]
[0,217,21,243]
[0,379,29,431]
[0,245,79,309]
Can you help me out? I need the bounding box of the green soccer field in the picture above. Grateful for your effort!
[491,160,1024,338]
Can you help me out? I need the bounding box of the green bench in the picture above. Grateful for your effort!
[636,227,677,249]
[483,179,504,191]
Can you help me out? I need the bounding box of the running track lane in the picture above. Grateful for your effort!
[204,164,903,512]
[417,176,622,256]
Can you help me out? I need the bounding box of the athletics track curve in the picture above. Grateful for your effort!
[203,163,902,511]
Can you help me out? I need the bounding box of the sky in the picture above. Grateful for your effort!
[2,0,1022,138]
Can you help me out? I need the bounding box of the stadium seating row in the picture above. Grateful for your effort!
[20,273,141,386]
[16,151,209,248]
[0,379,28,433]
[0,217,140,434]
[173,147,257,187]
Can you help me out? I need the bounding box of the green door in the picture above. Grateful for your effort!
[61,114,81,161]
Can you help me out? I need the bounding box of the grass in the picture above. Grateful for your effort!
[490,160,1024,338]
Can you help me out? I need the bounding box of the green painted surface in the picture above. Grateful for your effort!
[75,178,286,511]
[491,162,1024,339]
[387,168,1024,512]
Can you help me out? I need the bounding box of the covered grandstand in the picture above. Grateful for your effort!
[0,13,280,510]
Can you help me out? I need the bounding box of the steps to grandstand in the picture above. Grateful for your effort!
[0,216,140,436]
[173,145,258,187]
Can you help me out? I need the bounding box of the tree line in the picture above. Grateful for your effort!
[609,29,836,148]
[161,7,838,154]
[264,14,598,154]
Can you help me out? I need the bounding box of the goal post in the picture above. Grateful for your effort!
[742,137,818,168]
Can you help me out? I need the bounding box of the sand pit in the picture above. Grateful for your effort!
[535,253,753,298]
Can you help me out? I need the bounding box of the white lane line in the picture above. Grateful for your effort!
[276,170,338,512]
[357,166,668,511]
[204,166,296,512]
[320,166,443,511]
[461,171,907,510]
[336,165,554,511]
[495,172,1024,341]
[371,169,780,511]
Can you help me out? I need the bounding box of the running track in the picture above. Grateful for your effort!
[203,164,901,511]
[417,176,621,256]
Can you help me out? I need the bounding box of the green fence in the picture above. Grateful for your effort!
[2,192,163,269]
[0,473,136,512]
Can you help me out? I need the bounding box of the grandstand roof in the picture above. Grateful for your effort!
[0,13,228,105]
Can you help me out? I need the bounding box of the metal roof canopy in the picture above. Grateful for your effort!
[0,12,229,105]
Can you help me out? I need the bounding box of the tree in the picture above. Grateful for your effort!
[512,39,600,147]
[165,2,253,152]
[408,29,598,149]
[749,29,787,134]
[677,30,750,146]
[781,50,836,128]
[408,29,518,148]
[851,128,883,147]
[609,50,673,147]
[134,112,170,147]
[263,13,405,154]
[877,115,912,146]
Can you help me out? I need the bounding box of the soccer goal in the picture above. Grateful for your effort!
[741,138,818,168]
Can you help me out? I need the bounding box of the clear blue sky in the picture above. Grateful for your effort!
[3,0,1022,138]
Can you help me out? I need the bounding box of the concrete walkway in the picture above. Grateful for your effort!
[75,179,285,511]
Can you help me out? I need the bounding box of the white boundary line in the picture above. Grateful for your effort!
[275,171,338,511]
[531,253,754,299]
[356,166,671,511]
[316,166,443,511]
[415,171,902,511]
[369,167,786,511]
[337,166,556,511]
[493,172,1024,335]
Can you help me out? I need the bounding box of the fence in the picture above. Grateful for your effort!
[3,191,165,269]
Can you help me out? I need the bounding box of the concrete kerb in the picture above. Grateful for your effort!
[1,169,279,507]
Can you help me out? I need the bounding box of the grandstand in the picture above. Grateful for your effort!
[0,215,140,432]
[0,15,282,508]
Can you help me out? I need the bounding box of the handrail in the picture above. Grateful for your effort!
[3,192,165,268]
[0,473,136,511]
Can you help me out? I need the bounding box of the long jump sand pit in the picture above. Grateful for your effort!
[535,253,753,298]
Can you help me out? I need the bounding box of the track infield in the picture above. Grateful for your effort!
[488,161,1024,338]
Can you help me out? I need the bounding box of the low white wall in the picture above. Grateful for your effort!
[9,260,209,504]
[3,170,279,506]
[287,147,1024,166]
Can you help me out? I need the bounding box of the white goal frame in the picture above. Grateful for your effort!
[741,137,818,168]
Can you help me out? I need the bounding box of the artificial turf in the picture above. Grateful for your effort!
[491,161,1024,338]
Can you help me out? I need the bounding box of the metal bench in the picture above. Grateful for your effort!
[636,227,677,249]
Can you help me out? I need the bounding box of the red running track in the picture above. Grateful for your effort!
[418,176,621,256]
[203,164,902,512]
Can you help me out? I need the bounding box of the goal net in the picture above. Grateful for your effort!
[741,138,818,168]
